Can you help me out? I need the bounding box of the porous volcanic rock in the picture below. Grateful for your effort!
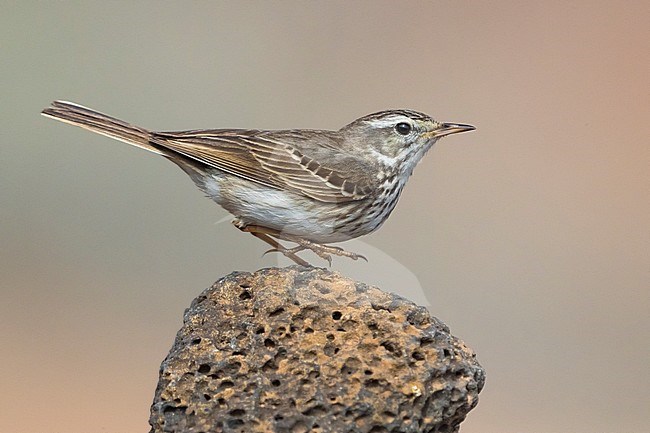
[149,266,484,433]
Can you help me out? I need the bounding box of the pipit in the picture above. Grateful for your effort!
[42,101,474,266]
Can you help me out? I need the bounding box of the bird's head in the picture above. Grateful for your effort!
[340,109,475,176]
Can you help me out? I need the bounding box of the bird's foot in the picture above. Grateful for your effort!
[291,238,368,266]
[233,220,367,266]
[263,239,367,267]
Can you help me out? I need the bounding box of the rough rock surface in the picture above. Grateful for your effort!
[149,267,484,433]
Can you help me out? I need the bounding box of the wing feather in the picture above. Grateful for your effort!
[151,130,371,203]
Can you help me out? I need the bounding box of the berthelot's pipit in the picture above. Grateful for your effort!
[42,101,474,266]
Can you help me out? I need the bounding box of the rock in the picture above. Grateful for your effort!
[149,266,485,433]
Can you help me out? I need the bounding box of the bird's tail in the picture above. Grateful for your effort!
[41,100,164,155]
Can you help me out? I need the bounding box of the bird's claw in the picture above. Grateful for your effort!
[262,246,310,267]
[245,223,366,267]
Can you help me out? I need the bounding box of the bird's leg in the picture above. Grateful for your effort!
[232,220,310,266]
[253,233,311,267]
[281,234,368,265]
[232,219,367,266]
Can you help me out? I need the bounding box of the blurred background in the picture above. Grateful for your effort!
[2,1,648,432]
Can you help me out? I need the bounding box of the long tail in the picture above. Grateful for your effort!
[41,100,164,155]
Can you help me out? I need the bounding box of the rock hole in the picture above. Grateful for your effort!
[323,343,338,356]
[274,347,288,361]
[380,341,400,355]
[203,393,211,401]
[264,338,276,348]
[302,405,326,416]
[197,364,211,374]
[443,348,452,357]
[412,351,425,361]
[355,412,370,421]
[304,327,314,334]
[229,408,246,416]
[269,307,285,317]
[226,419,244,428]
[326,333,335,341]
[364,379,381,388]
[163,405,187,414]
[224,361,241,375]
[271,379,281,387]
[332,311,342,320]
[239,290,252,300]
[255,326,266,334]
[191,338,202,345]
[218,380,234,391]
[341,357,361,375]
[262,359,277,372]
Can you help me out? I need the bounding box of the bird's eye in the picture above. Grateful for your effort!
[395,122,412,135]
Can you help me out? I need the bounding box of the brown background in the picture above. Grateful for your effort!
[2,1,648,432]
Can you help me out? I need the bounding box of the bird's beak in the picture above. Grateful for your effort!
[426,122,475,138]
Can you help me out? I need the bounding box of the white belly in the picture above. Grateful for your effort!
[203,175,355,242]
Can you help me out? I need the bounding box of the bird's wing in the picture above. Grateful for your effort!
[151,129,373,203]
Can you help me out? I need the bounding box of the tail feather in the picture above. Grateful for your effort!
[41,101,164,155]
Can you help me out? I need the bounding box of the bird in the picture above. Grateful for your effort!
[42,101,474,266]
